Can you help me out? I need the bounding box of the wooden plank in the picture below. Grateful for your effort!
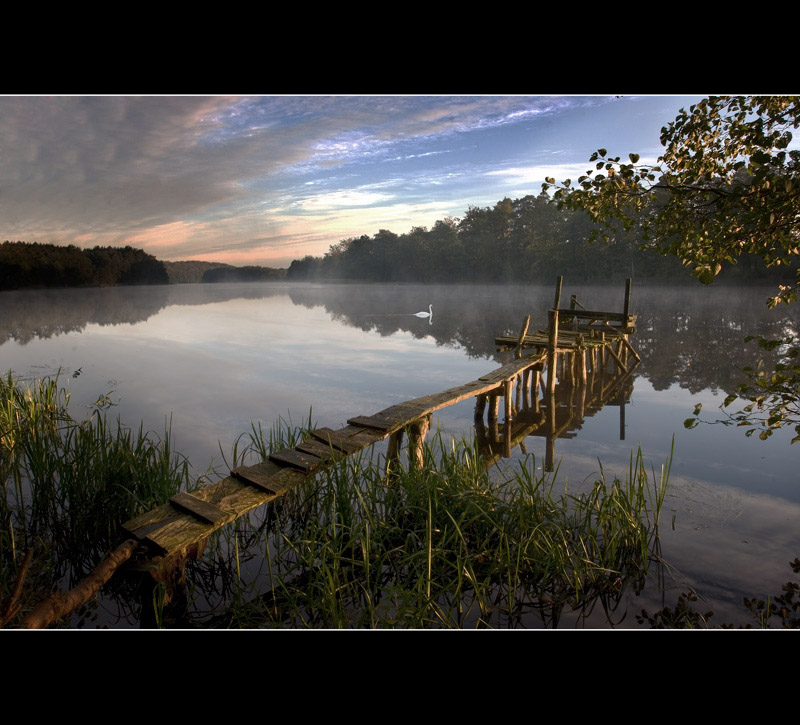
[269,447,323,472]
[310,427,367,454]
[144,515,218,555]
[169,491,234,525]
[296,438,345,462]
[231,465,281,493]
[347,414,397,430]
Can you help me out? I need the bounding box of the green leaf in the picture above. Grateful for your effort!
[697,267,716,285]
[683,418,698,429]
[629,153,640,163]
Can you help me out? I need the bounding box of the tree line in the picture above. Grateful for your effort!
[0,242,288,289]
[285,192,795,286]
[0,241,169,289]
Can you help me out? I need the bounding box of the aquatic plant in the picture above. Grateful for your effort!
[0,372,194,623]
[204,427,670,629]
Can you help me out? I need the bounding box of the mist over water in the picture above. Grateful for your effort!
[3,279,799,626]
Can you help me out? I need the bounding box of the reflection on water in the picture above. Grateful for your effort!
[2,280,799,627]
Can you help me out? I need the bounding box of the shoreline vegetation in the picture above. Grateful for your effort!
[2,372,798,629]
[0,371,671,628]
[3,192,797,292]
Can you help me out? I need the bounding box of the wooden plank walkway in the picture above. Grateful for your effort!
[123,277,639,567]
[122,351,548,559]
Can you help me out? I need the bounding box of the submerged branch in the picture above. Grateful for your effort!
[17,539,140,629]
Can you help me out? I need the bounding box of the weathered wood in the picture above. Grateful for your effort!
[547,309,559,400]
[408,415,431,470]
[311,427,366,454]
[347,414,397,431]
[474,394,487,420]
[269,447,323,472]
[18,539,141,629]
[515,314,530,358]
[606,343,627,372]
[554,275,563,311]
[296,438,346,463]
[623,277,632,320]
[385,429,404,476]
[620,334,641,362]
[169,491,234,525]
[231,466,279,493]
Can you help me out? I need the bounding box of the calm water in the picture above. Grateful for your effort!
[2,280,799,627]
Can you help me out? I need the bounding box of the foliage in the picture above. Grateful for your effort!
[542,96,800,439]
[201,265,286,283]
[286,195,721,285]
[542,96,800,302]
[205,432,670,629]
[0,241,169,289]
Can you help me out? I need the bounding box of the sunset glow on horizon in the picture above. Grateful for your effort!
[0,94,705,268]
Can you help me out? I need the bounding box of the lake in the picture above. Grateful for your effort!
[2,280,799,628]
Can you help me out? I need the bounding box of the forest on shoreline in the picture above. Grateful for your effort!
[285,193,796,286]
[3,191,796,291]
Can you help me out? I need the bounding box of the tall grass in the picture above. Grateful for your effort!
[1,373,670,629]
[209,427,670,629]
[0,372,193,615]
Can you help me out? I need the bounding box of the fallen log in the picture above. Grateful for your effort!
[17,539,140,629]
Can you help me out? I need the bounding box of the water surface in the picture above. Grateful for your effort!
[3,280,798,627]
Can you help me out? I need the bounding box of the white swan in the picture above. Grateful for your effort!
[414,304,433,319]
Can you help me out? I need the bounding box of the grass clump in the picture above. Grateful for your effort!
[0,372,193,621]
[213,429,670,629]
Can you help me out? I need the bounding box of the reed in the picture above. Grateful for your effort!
[209,427,670,628]
[0,372,193,617]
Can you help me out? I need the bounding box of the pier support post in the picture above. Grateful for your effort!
[545,309,559,473]
[408,415,431,470]
[474,394,487,421]
[623,277,632,321]
[385,428,404,477]
[546,309,559,401]
[504,378,513,425]
[553,276,563,312]
[515,314,530,359]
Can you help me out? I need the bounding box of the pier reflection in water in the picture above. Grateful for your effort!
[476,332,638,472]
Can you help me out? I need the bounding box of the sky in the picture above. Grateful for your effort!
[0,94,706,269]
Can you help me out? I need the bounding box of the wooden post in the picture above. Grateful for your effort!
[553,276,563,312]
[623,277,632,320]
[545,308,559,473]
[522,369,530,410]
[474,394,487,422]
[576,338,587,421]
[547,309,559,402]
[504,379,513,425]
[408,415,431,470]
[385,429,404,477]
[515,314,530,359]
[488,393,499,424]
[488,393,500,439]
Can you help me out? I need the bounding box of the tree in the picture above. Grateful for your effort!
[543,96,800,442]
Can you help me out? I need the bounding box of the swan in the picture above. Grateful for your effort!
[414,304,433,319]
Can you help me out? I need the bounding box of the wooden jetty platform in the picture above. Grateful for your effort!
[122,277,639,577]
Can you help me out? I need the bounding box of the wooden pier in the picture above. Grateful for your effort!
[122,278,639,577]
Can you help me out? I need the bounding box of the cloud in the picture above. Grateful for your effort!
[0,94,632,264]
